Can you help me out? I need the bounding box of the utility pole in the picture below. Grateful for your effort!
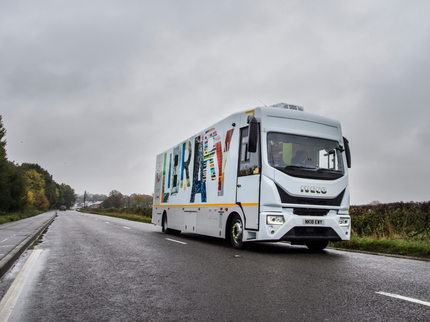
[84,190,86,208]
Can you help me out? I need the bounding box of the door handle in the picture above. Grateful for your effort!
[237,184,241,187]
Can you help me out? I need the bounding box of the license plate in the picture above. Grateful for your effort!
[303,219,324,225]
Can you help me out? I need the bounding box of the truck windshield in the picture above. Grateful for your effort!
[267,132,344,180]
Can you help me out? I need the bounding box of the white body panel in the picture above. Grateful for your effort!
[152,104,351,243]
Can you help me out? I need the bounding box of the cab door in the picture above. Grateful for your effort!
[236,126,260,230]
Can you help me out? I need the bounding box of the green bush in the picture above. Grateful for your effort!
[80,207,152,224]
[0,210,43,225]
[350,202,430,239]
[331,236,430,259]
[82,207,152,218]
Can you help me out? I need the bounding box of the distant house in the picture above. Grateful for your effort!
[89,201,103,209]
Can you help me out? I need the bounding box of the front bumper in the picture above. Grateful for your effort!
[250,209,351,242]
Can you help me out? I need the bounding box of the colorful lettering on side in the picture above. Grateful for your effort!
[218,128,234,196]
[154,155,163,202]
[190,134,207,202]
[203,128,218,183]
[161,152,170,203]
[171,145,181,196]
[180,141,192,189]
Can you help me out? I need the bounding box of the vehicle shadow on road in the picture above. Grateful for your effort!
[173,232,339,257]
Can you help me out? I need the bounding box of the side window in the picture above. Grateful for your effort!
[239,126,260,176]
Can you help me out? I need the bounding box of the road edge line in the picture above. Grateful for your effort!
[0,249,43,321]
[376,291,430,307]
[0,213,55,278]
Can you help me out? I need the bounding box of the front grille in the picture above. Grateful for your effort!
[281,226,341,242]
[276,184,345,206]
[293,208,329,216]
[294,227,327,236]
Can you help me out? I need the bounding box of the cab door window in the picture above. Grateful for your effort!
[239,127,260,176]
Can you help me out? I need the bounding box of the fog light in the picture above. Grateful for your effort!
[339,217,350,227]
[267,215,285,225]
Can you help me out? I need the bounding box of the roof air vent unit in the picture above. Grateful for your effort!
[270,102,304,111]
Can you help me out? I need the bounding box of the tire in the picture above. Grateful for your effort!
[305,240,329,252]
[230,214,245,250]
[162,215,171,234]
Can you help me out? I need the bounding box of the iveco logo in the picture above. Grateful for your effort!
[301,186,327,194]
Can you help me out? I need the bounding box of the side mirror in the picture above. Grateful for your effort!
[343,137,351,168]
[248,117,258,153]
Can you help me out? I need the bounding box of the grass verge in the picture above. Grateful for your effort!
[80,209,152,224]
[330,236,430,259]
[0,210,44,225]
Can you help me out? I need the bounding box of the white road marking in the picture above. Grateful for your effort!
[0,249,43,322]
[1,239,7,243]
[0,245,14,248]
[165,238,187,245]
[376,291,430,307]
[105,222,110,224]
[123,226,131,230]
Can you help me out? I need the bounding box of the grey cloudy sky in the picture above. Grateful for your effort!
[1,0,429,205]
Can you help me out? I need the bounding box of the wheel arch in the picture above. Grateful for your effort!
[225,211,241,239]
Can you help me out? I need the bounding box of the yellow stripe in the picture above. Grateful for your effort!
[154,203,258,208]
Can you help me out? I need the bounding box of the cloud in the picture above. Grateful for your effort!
[1,0,430,204]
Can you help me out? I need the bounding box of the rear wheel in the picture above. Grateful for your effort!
[305,240,329,252]
[230,214,244,249]
[162,215,171,234]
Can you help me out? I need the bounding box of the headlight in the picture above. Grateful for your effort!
[267,215,285,225]
[339,217,350,227]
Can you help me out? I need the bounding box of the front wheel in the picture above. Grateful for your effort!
[230,214,245,249]
[305,240,328,252]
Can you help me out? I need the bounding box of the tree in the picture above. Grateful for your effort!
[131,194,145,207]
[5,161,27,212]
[0,117,27,212]
[130,194,153,208]
[0,115,9,211]
[0,117,26,212]
[106,190,124,208]
[0,116,6,158]
[24,169,46,194]
[0,116,76,213]
[21,163,59,208]
[23,169,50,211]
[123,195,132,208]
[55,183,76,209]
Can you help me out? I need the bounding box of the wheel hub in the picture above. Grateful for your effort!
[232,221,243,241]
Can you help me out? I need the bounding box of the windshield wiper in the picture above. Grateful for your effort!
[315,168,341,173]
[283,165,316,171]
[279,165,343,180]
[283,165,341,173]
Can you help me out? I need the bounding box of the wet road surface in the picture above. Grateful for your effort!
[2,211,430,321]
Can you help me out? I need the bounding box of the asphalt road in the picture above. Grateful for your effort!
[2,211,430,321]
